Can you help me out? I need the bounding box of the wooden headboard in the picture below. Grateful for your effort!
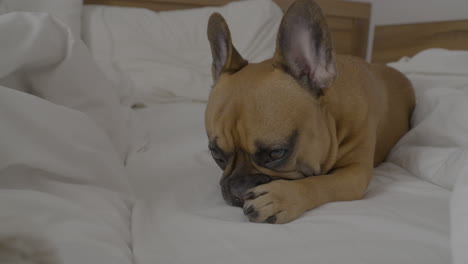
[83,0,371,59]
[372,20,468,63]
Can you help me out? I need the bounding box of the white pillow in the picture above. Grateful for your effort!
[387,49,468,190]
[0,86,133,264]
[0,0,82,37]
[82,0,283,103]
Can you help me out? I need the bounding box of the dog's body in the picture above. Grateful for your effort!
[205,0,415,224]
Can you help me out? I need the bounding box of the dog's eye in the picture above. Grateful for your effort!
[270,149,286,160]
[214,158,227,170]
[210,148,222,159]
[215,158,226,165]
[210,148,227,169]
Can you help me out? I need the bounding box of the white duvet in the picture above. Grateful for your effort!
[0,11,134,264]
[0,1,467,263]
[389,49,468,264]
[0,87,133,264]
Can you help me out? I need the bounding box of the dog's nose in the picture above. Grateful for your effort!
[228,174,272,204]
[230,196,243,207]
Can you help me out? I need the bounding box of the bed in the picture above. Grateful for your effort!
[0,0,467,264]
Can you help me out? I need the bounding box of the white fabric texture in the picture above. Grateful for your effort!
[80,3,461,263]
[0,0,81,94]
[0,1,465,263]
[0,0,140,108]
[0,86,134,264]
[451,166,468,264]
[82,6,139,105]
[0,11,138,264]
[388,49,468,190]
[127,103,450,264]
[388,48,468,264]
[0,0,82,37]
[0,12,131,160]
[0,0,83,94]
[82,0,283,103]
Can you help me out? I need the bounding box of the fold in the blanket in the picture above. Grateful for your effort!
[0,12,130,160]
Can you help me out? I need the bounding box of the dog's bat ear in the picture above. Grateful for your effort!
[207,13,248,82]
[274,0,337,96]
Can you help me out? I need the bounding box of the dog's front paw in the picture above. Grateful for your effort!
[242,180,306,224]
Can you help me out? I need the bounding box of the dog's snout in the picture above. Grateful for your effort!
[229,174,272,197]
[253,174,273,185]
[221,174,273,207]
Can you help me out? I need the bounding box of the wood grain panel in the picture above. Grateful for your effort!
[84,0,370,17]
[84,0,227,11]
[275,0,370,18]
[354,19,369,59]
[328,17,354,30]
[331,30,354,55]
[373,20,468,63]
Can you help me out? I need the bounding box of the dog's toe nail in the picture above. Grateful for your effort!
[248,211,259,220]
[244,192,255,200]
[264,215,277,224]
[243,206,254,215]
[244,206,258,220]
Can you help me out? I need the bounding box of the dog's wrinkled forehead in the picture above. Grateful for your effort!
[205,62,314,154]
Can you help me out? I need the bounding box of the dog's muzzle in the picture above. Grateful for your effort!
[220,173,272,207]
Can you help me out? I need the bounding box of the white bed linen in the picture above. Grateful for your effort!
[127,102,450,264]
[0,0,82,38]
[81,3,459,263]
[4,1,456,264]
[0,12,132,160]
[0,87,133,264]
[388,49,468,264]
[388,49,468,190]
[451,169,468,264]
[0,11,136,264]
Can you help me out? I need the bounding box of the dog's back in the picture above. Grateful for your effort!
[326,55,415,166]
[370,63,415,164]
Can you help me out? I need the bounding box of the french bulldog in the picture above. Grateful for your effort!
[205,0,415,224]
